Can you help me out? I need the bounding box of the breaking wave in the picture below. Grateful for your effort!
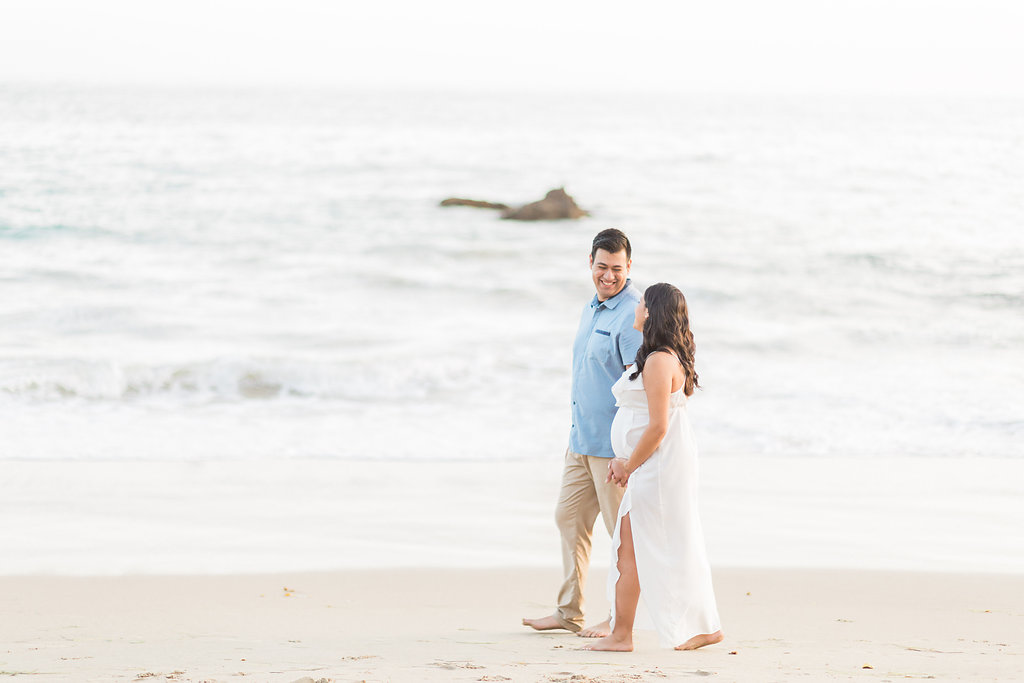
[0,357,485,403]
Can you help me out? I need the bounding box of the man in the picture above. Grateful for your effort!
[523,228,643,637]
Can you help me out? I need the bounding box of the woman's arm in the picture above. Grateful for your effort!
[621,352,677,474]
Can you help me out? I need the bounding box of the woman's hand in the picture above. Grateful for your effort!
[607,457,631,487]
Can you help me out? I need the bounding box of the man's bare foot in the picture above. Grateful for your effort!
[675,630,724,650]
[577,618,611,638]
[582,632,633,652]
[522,614,571,631]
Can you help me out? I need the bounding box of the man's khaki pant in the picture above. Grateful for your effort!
[554,449,626,631]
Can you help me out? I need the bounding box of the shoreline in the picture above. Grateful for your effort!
[4,455,1023,575]
[2,566,1021,682]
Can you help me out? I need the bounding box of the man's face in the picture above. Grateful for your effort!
[590,248,631,301]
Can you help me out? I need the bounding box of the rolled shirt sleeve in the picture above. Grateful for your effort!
[616,316,642,369]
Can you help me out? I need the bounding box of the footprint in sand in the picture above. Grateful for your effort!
[431,660,485,670]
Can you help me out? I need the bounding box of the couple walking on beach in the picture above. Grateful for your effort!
[522,229,723,652]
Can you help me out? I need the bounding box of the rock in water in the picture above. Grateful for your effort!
[439,198,510,210]
[501,188,589,221]
[439,188,589,220]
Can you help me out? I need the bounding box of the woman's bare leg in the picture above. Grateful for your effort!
[583,514,638,652]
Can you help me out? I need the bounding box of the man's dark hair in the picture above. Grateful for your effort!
[591,228,631,260]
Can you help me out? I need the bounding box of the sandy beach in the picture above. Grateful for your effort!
[3,566,1021,682]
[3,456,1023,681]
[4,455,1023,682]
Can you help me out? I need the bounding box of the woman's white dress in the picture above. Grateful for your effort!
[608,366,721,648]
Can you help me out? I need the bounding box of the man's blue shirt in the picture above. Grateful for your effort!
[569,280,643,459]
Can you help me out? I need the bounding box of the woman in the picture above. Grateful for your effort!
[585,283,723,652]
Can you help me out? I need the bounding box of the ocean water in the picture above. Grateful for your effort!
[1,85,1022,464]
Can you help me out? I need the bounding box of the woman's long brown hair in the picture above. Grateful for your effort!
[629,283,700,396]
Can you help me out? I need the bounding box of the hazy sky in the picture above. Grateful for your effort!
[2,0,1022,95]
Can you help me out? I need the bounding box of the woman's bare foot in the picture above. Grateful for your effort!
[577,618,612,638]
[582,632,633,652]
[522,614,572,631]
[675,630,724,650]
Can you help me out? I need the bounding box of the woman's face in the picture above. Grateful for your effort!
[633,296,648,331]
